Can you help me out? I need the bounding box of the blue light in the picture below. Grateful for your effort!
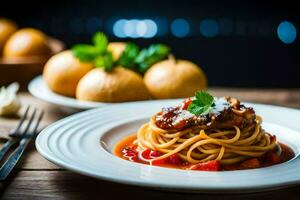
[155,18,168,36]
[113,19,127,38]
[200,19,219,38]
[113,19,157,38]
[136,21,147,37]
[124,19,138,38]
[136,19,157,38]
[277,21,297,44]
[142,19,157,38]
[170,18,190,37]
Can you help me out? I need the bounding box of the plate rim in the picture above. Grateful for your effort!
[28,75,177,110]
[35,101,300,193]
[28,75,109,109]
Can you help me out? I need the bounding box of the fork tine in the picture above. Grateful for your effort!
[0,108,43,162]
[19,109,44,145]
[32,110,44,137]
[20,108,37,137]
[0,108,44,181]
[9,105,30,136]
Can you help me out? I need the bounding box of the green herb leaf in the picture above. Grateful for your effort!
[135,44,170,73]
[71,32,115,71]
[94,52,113,71]
[118,43,140,68]
[71,44,99,62]
[188,91,215,115]
[92,32,108,54]
[195,91,214,107]
[188,103,212,116]
[72,32,170,73]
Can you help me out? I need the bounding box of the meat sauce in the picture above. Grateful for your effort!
[114,134,295,171]
[155,97,256,131]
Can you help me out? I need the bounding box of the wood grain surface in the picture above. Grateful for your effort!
[1,89,300,200]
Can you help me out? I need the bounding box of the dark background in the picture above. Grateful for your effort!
[2,0,299,88]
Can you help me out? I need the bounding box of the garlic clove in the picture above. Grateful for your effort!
[0,82,21,116]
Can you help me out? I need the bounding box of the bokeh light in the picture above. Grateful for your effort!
[143,19,157,38]
[200,19,219,38]
[113,19,127,38]
[124,19,138,38]
[170,18,190,37]
[277,21,297,44]
[113,19,157,38]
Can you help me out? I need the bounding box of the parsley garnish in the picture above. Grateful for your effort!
[188,91,215,115]
[71,44,99,62]
[135,44,170,73]
[71,32,170,73]
[93,32,108,54]
[118,43,170,73]
[71,32,113,71]
[94,52,113,71]
[118,42,140,68]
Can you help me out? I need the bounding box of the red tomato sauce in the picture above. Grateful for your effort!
[113,134,295,171]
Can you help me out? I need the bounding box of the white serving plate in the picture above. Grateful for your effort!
[28,75,172,110]
[36,100,300,193]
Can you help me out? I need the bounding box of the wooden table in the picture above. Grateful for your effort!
[1,88,300,200]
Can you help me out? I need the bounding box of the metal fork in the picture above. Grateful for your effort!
[0,107,44,181]
[0,105,31,161]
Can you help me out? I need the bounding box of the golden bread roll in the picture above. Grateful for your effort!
[3,28,51,57]
[144,59,207,99]
[76,67,151,102]
[43,50,93,97]
[0,18,18,54]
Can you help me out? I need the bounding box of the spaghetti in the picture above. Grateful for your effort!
[137,115,276,166]
[114,93,294,171]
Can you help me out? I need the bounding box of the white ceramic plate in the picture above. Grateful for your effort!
[36,100,300,193]
[28,75,170,110]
